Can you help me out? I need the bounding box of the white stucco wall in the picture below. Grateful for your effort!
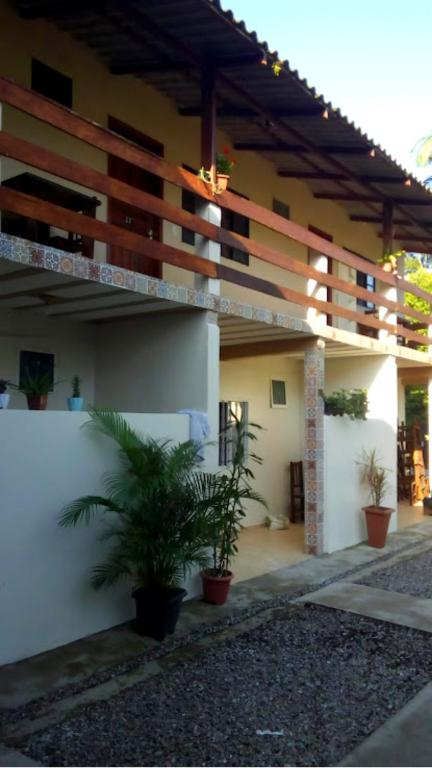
[0,410,191,665]
[94,310,220,468]
[0,307,97,409]
[324,355,398,553]
[220,354,304,525]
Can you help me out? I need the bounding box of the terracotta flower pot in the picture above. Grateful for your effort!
[201,569,233,605]
[363,505,393,548]
[26,394,48,410]
[216,173,229,192]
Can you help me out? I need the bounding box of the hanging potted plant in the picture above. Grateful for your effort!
[197,415,267,605]
[0,379,14,409]
[357,448,394,548]
[378,250,404,274]
[59,408,211,641]
[215,148,235,193]
[19,369,54,410]
[68,375,84,412]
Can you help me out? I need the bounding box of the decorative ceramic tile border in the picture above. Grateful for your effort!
[304,347,325,555]
[0,233,313,334]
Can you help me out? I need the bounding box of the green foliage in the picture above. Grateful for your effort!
[405,385,428,428]
[19,369,53,395]
[321,389,368,421]
[59,408,211,590]
[190,414,267,577]
[71,375,81,398]
[263,515,272,529]
[403,261,432,352]
[216,148,235,175]
[414,135,432,167]
[357,448,391,508]
[377,249,404,266]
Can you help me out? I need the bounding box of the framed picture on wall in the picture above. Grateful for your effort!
[19,350,55,390]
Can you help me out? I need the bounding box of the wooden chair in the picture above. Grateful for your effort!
[290,461,305,523]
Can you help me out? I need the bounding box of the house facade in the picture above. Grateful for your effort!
[1,0,432,665]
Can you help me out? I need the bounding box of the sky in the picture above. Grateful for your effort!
[224,0,432,180]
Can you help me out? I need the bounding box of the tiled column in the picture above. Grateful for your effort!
[304,343,325,555]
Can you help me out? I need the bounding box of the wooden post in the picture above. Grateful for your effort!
[379,201,397,344]
[382,201,394,256]
[201,63,216,183]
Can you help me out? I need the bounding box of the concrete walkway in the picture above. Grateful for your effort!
[2,518,432,767]
[296,581,432,632]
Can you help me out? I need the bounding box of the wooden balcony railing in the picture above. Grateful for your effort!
[0,76,431,350]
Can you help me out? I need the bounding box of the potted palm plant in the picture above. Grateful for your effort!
[20,369,53,410]
[215,148,235,192]
[68,375,84,411]
[59,408,211,641]
[357,448,394,548]
[198,415,267,605]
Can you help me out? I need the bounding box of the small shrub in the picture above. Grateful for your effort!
[321,388,368,421]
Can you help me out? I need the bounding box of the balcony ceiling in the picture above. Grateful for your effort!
[8,0,432,250]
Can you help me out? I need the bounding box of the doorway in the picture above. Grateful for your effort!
[108,117,164,276]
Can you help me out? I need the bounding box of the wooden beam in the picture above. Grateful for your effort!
[384,234,432,243]
[219,264,430,345]
[350,215,412,225]
[220,337,318,360]
[0,280,85,300]
[181,106,323,118]
[17,0,99,17]
[1,120,430,310]
[278,171,347,180]
[201,63,216,177]
[382,201,394,255]
[234,143,371,155]
[0,187,217,280]
[0,267,43,282]
[315,192,432,205]
[110,61,192,76]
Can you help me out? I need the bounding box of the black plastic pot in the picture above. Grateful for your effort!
[423,497,432,515]
[132,586,187,641]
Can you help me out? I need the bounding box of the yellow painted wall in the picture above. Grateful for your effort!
[0,0,386,322]
[220,354,304,526]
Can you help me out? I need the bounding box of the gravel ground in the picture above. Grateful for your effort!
[356,546,432,598]
[1,535,427,730]
[21,604,432,767]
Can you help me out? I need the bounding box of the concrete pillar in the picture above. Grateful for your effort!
[307,252,328,327]
[378,280,397,345]
[304,341,325,554]
[194,199,221,469]
[195,199,221,296]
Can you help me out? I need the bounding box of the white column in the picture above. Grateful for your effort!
[307,252,328,327]
[378,280,397,345]
[195,199,221,296]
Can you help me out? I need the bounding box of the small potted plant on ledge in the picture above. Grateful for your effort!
[60,408,211,641]
[198,415,267,605]
[68,375,84,411]
[20,369,53,410]
[378,250,404,274]
[215,147,235,192]
[0,379,15,409]
[357,448,394,548]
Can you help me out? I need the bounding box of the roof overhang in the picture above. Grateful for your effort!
[8,0,432,252]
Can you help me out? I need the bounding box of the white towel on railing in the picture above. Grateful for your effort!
[178,409,210,461]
